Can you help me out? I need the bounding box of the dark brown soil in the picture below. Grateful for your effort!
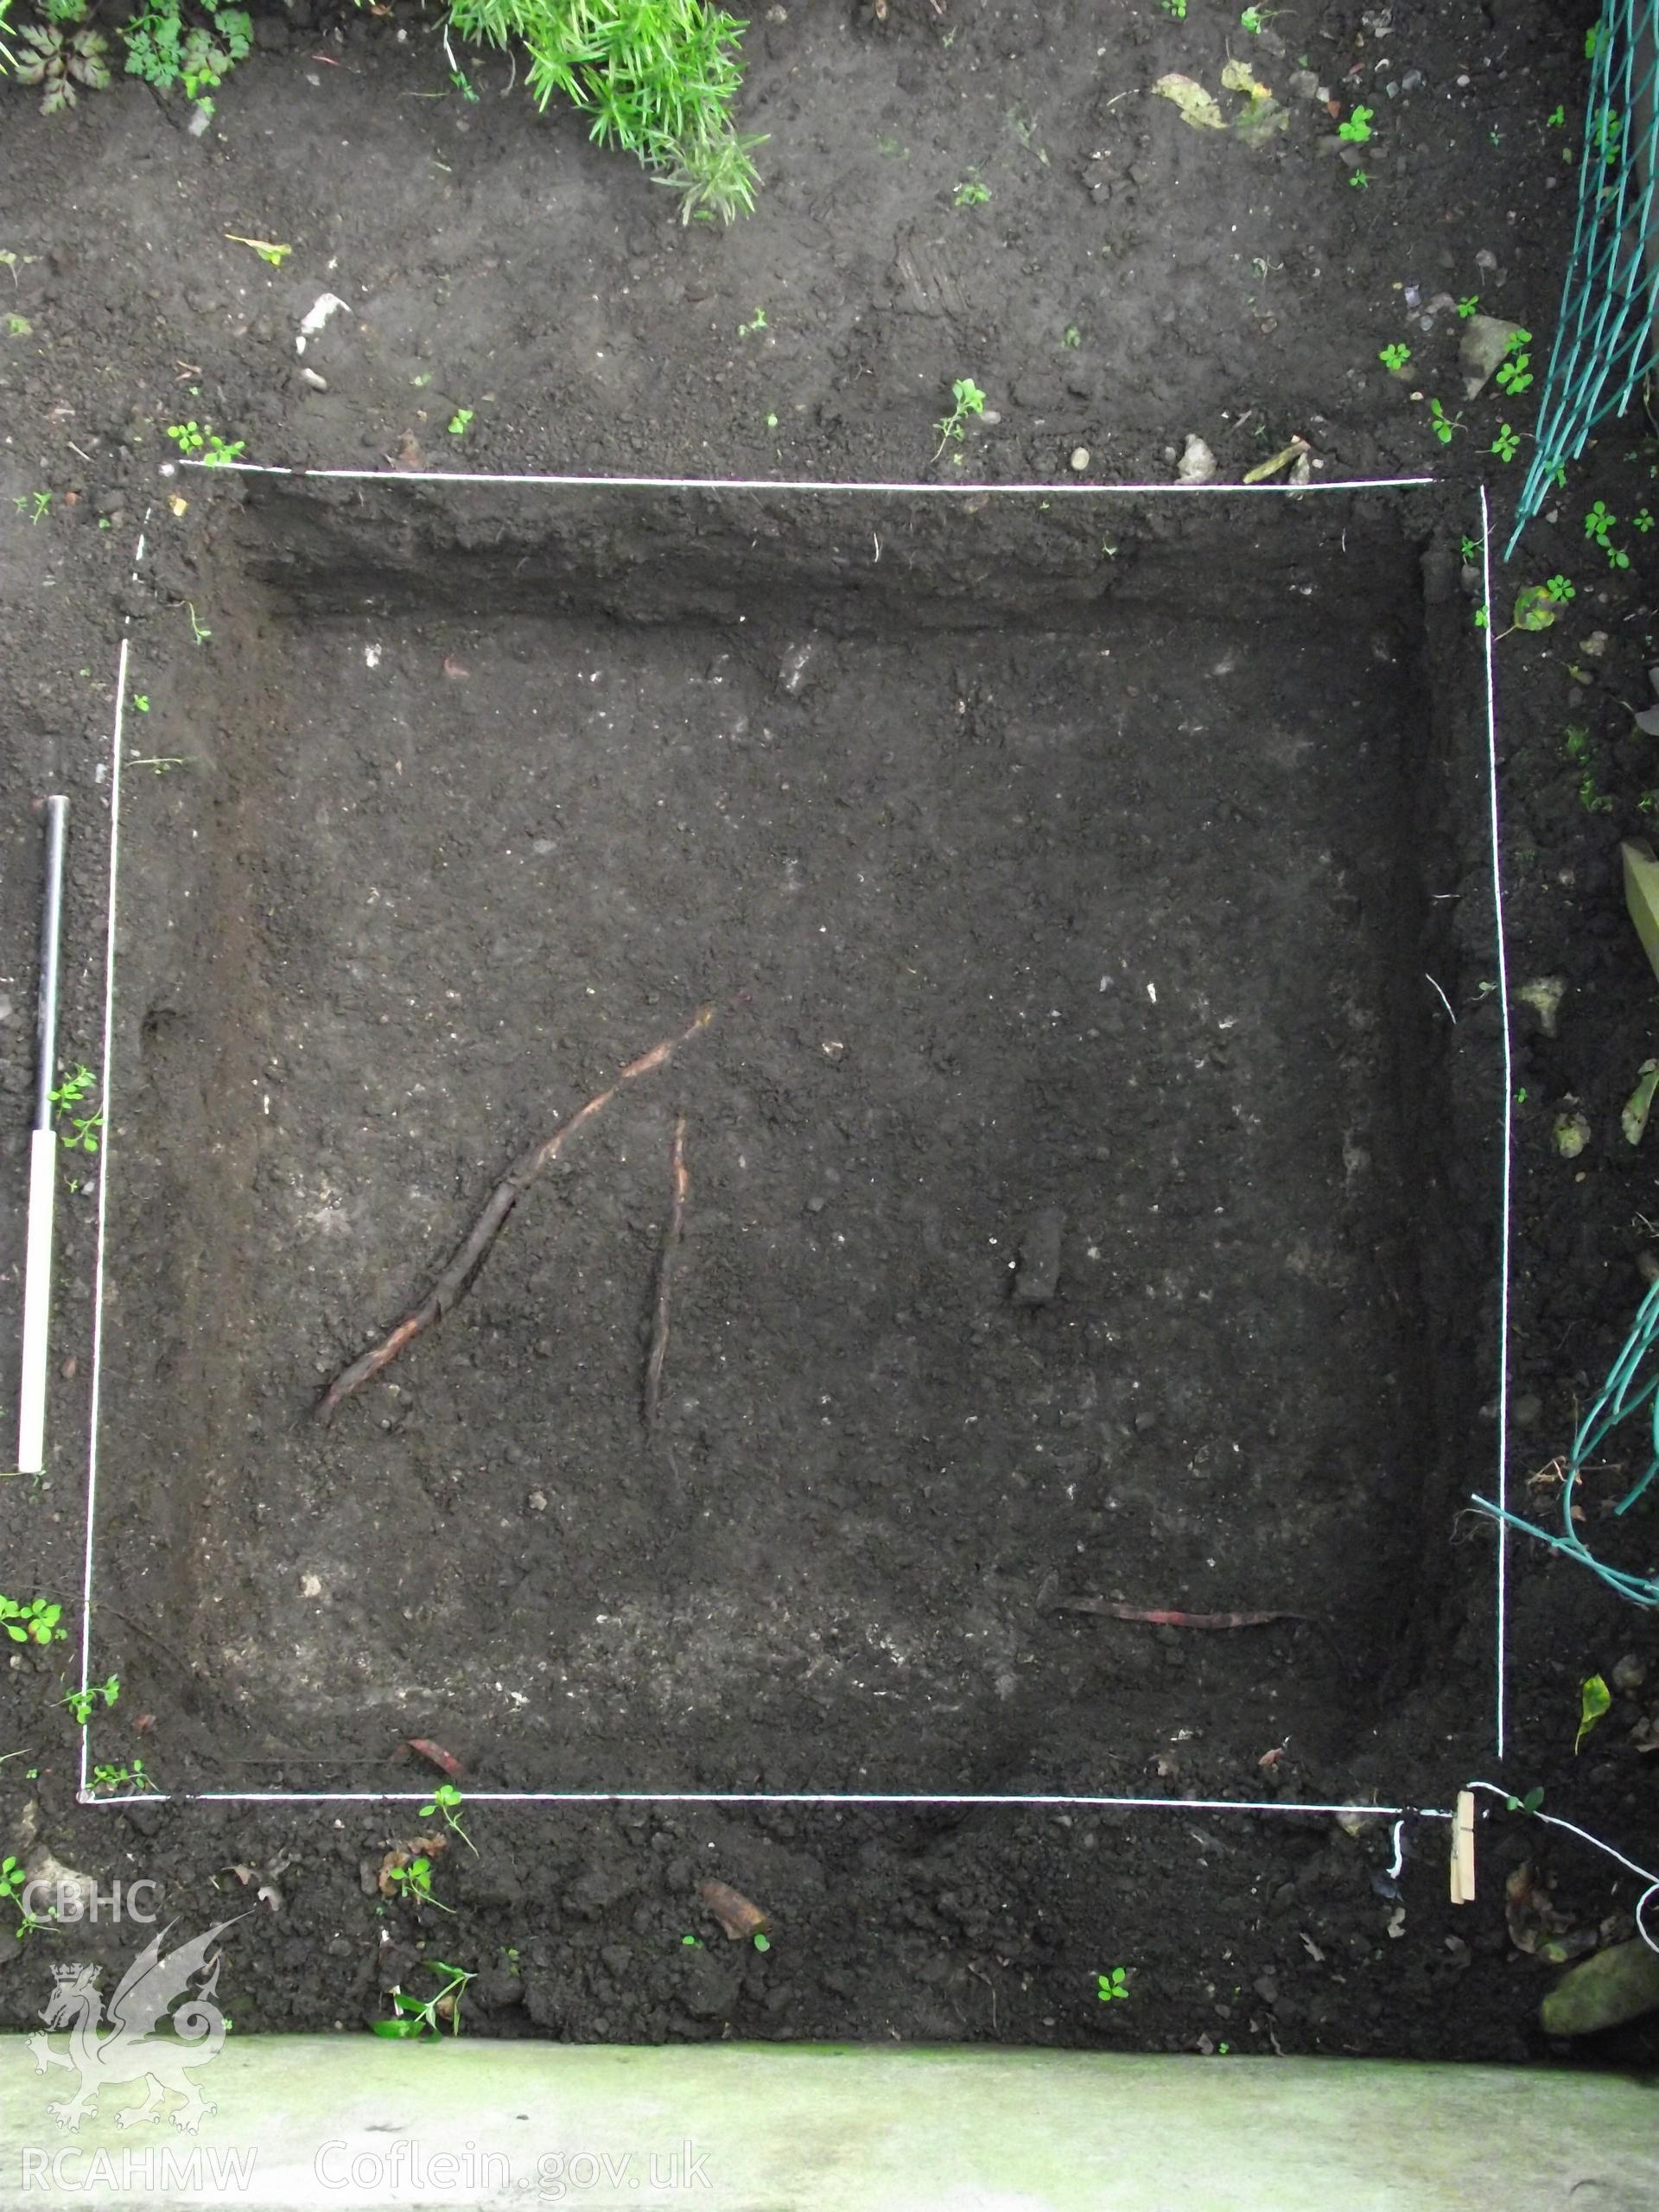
[3,0,1657,2069]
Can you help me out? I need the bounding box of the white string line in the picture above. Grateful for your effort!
[1465,1781,1659,1955]
[77,637,126,1802]
[171,460,1439,497]
[1478,484,1515,1764]
[84,1789,1451,1815]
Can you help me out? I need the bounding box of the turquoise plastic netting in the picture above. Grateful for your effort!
[1506,3,1659,556]
[1477,1276,1659,1606]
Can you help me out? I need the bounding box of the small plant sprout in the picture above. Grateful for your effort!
[1457,295,1480,319]
[1096,1967,1130,2003]
[419,1781,476,1855]
[187,602,212,646]
[737,308,767,336]
[1349,170,1370,189]
[62,1675,119,1727]
[1161,0,1186,16]
[1378,342,1411,372]
[1547,104,1565,128]
[387,1853,453,1914]
[1580,773,1614,815]
[0,1596,66,1647]
[1544,575,1575,603]
[166,422,244,467]
[1062,324,1081,347]
[1240,8,1281,33]
[14,490,51,524]
[0,1855,54,1941]
[1635,509,1656,533]
[132,693,149,713]
[374,1960,476,2040]
[952,171,990,207]
[90,1758,156,1796]
[932,376,987,462]
[1491,423,1522,463]
[49,1065,103,1154]
[447,410,475,437]
[1459,535,1479,563]
[1338,105,1375,145]
[224,234,291,268]
[1496,332,1535,396]
[753,1932,772,1953]
[1585,499,1617,542]
[1427,398,1462,446]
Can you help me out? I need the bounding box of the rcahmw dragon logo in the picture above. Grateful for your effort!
[28,1918,243,2133]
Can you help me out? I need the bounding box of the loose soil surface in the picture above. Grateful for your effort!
[2,0,1657,2072]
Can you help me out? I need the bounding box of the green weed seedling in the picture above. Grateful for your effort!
[1349,170,1370,189]
[124,0,251,117]
[1459,536,1479,564]
[1161,0,1186,16]
[1635,510,1655,534]
[1496,331,1535,396]
[1458,295,1480,318]
[374,1960,476,2040]
[1240,8,1281,33]
[386,1853,454,1914]
[447,409,475,437]
[63,1675,119,1727]
[932,376,987,461]
[1544,575,1575,604]
[1338,105,1374,145]
[14,1,111,117]
[166,423,245,466]
[0,1854,54,1941]
[1096,1967,1130,2003]
[1427,398,1462,446]
[1491,423,1522,462]
[1585,499,1631,569]
[1580,773,1613,815]
[49,1065,103,1154]
[446,0,765,225]
[0,1597,66,1648]
[952,171,990,207]
[1378,342,1411,373]
[419,1782,476,1855]
[90,1758,155,1796]
[737,308,767,336]
[14,491,51,524]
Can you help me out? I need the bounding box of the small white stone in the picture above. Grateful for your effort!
[1070,447,1090,473]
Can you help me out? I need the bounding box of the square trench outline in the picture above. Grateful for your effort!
[68,467,1509,1833]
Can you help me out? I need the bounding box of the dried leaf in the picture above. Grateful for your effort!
[1220,58,1271,99]
[406,1737,464,1778]
[697,1878,769,1942]
[1153,73,1227,130]
[1576,1673,1612,1752]
[1622,1061,1659,1147]
[1511,584,1559,633]
[1506,1860,1574,1955]
[1553,1112,1590,1160]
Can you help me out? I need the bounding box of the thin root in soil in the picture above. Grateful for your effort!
[316,1007,715,1419]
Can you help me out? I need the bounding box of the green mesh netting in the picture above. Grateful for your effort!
[1507,3,1659,556]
